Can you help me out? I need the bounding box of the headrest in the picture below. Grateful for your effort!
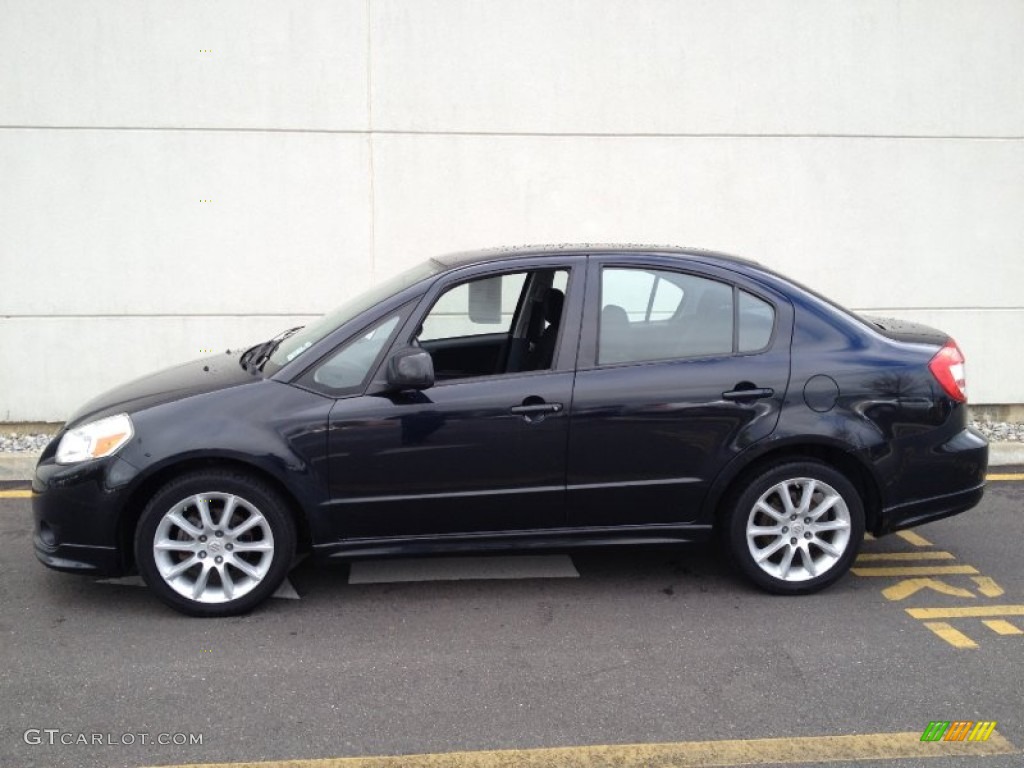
[545,289,565,324]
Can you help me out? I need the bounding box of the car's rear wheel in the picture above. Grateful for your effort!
[134,470,296,617]
[726,461,864,594]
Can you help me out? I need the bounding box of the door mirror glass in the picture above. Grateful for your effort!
[387,348,435,391]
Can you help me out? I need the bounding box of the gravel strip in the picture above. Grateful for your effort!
[970,420,1024,443]
[0,433,54,453]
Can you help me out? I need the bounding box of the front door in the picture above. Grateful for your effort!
[322,260,583,539]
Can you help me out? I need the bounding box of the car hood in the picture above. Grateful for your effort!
[65,353,259,429]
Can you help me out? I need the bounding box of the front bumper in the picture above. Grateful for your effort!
[32,454,139,577]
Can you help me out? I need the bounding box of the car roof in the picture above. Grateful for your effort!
[435,243,762,270]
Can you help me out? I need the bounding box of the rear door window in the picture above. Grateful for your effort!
[599,268,734,364]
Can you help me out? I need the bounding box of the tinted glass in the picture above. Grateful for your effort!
[267,260,441,369]
[738,290,775,352]
[599,268,733,364]
[309,313,402,394]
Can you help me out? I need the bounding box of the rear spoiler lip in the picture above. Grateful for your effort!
[857,314,950,346]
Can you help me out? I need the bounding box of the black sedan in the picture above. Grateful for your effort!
[33,245,988,616]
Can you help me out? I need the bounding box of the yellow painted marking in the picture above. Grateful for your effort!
[987,473,1024,481]
[852,565,978,577]
[970,722,999,742]
[145,730,1018,768]
[922,622,978,649]
[856,551,955,562]
[863,532,876,541]
[945,721,973,741]
[907,604,1024,620]
[970,576,1005,597]
[983,619,1022,636]
[0,489,31,499]
[882,578,975,601]
[895,530,932,547]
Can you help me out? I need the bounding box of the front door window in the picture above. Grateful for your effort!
[415,268,569,379]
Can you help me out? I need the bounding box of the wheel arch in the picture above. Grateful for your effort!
[704,439,883,534]
[117,456,313,573]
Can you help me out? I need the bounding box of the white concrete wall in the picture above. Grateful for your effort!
[1,0,1022,420]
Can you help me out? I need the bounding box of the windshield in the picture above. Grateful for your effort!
[264,260,442,370]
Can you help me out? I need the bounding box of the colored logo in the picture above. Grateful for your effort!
[921,721,997,742]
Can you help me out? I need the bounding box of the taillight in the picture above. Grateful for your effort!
[928,340,967,402]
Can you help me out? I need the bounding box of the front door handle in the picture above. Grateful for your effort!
[510,403,563,416]
[722,387,774,402]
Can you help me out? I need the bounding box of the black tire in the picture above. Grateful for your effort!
[725,460,864,595]
[134,469,296,617]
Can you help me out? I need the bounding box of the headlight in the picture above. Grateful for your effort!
[56,413,134,465]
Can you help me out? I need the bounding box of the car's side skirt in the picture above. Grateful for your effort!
[312,523,715,561]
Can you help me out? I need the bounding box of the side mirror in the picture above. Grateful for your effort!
[387,347,435,391]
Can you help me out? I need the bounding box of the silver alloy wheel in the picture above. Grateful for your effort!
[152,492,275,604]
[745,477,852,582]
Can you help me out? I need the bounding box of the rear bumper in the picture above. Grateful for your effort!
[876,481,986,535]
[874,426,988,535]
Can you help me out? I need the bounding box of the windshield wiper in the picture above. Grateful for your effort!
[239,326,304,372]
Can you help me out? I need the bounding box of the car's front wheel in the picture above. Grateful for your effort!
[134,470,296,617]
[726,461,865,594]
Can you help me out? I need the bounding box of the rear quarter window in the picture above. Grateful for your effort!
[738,290,775,352]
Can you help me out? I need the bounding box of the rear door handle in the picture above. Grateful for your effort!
[510,403,563,415]
[722,387,774,402]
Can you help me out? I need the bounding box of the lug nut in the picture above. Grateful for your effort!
[790,515,797,521]
[790,537,797,545]
[199,535,207,542]
[198,551,207,559]
[215,556,223,564]
[804,532,812,539]
[782,526,789,533]
[215,531,224,538]
[804,518,811,524]
[225,543,233,551]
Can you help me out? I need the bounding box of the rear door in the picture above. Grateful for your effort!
[566,256,792,527]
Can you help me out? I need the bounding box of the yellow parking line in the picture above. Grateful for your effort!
[972,576,1005,597]
[906,605,1024,620]
[922,621,979,649]
[852,565,978,577]
[856,551,955,562]
[882,578,974,601]
[145,730,1018,768]
[0,489,31,499]
[983,619,1023,636]
[988,473,1024,481]
[895,530,932,547]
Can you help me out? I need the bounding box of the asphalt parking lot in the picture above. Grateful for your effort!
[1,476,1022,768]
